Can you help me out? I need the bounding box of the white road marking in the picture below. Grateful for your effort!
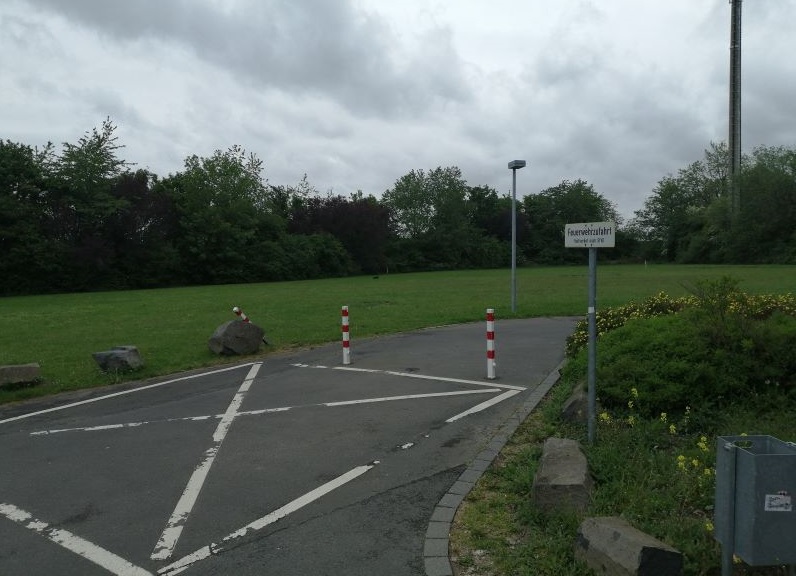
[238,407,292,417]
[319,364,526,391]
[0,363,257,426]
[31,416,214,436]
[150,363,262,561]
[446,389,522,423]
[332,366,381,373]
[157,464,375,575]
[324,389,500,407]
[0,503,153,576]
[29,408,292,436]
[383,370,526,391]
[30,388,504,437]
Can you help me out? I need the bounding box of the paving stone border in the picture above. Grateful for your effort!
[423,359,567,576]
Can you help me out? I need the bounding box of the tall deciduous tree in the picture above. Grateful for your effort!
[46,118,135,289]
[381,168,435,239]
[523,179,619,264]
[169,145,271,284]
[0,140,66,293]
[382,166,494,269]
[289,193,389,274]
[106,170,181,287]
[734,145,796,262]
[633,142,736,262]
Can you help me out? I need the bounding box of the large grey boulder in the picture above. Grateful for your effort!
[532,437,593,514]
[208,321,264,356]
[92,346,143,373]
[0,363,41,387]
[575,516,683,576]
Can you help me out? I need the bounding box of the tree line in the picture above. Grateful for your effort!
[1,120,794,295]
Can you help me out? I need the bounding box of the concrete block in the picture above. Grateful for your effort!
[561,386,589,423]
[0,363,41,386]
[575,516,683,576]
[532,437,592,514]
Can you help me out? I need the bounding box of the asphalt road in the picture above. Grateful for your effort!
[0,317,576,576]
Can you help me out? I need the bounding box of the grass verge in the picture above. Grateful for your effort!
[450,282,796,576]
[1,264,793,405]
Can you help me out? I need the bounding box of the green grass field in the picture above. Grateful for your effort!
[1,264,794,404]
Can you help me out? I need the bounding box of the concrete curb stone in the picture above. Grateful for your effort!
[423,359,567,576]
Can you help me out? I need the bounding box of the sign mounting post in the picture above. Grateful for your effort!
[565,221,615,444]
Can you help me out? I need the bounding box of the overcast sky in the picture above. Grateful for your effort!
[2,0,794,219]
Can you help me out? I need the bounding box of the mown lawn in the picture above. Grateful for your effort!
[1,264,793,404]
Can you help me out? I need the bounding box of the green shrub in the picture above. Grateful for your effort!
[594,315,720,415]
[566,277,796,414]
[566,277,796,358]
[585,311,795,415]
[566,291,690,356]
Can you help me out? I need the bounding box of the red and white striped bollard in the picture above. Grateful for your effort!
[342,306,351,365]
[232,306,250,322]
[486,308,496,379]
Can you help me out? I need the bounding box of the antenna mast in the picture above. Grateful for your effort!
[728,0,742,215]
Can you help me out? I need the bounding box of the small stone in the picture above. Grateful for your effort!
[92,346,143,373]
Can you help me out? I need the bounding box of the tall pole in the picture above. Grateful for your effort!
[511,168,517,313]
[507,160,526,313]
[729,0,742,216]
[587,247,597,445]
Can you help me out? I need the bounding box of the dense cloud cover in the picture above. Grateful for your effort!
[1,0,794,217]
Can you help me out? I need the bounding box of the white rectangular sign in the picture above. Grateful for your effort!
[565,221,616,248]
[765,494,792,512]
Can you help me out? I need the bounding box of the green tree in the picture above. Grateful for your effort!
[0,140,66,294]
[633,142,796,264]
[46,118,134,289]
[381,168,435,239]
[382,166,496,270]
[289,193,389,274]
[169,146,272,284]
[632,143,732,262]
[733,145,796,262]
[523,179,619,264]
[105,170,181,287]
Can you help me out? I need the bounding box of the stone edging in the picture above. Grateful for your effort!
[423,359,567,576]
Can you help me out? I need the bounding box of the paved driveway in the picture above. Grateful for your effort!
[0,317,576,575]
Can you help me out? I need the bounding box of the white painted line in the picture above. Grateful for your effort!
[151,363,262,561]
[30,407,292,437]
[324,389,500,407]
[236,406,292,417]
[0,502,153,576]
[157,464,375,575]
[333,366,381,373]
[31,422,147,435]
[0,363,256,426]
[383,370,526,391]
[446,390,522,423]
[296,363,527,391]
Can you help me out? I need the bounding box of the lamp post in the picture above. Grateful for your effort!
[508,160,526,313]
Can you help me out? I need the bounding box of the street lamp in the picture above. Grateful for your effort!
[508,160,526,313]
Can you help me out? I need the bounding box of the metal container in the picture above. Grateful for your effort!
[715,435,796,566]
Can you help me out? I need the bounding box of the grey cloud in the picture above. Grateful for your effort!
[22,0,472,118]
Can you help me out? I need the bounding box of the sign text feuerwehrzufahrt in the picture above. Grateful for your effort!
[564,221,616,248]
